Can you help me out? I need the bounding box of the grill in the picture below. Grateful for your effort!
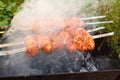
[0,0,120,79]
[0,15,120,80]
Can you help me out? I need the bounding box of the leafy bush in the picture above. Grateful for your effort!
[0,0,23,27]
[0,0,23,38]
[97,0,120,54]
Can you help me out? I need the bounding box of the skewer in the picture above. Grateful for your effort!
[87,27,105,33]
[0,31,5,34]
[0,41,24,48]
[93,32,114,39]
[0,47,26,56]
[0,20,112,34]
[81,15,106,20]
[0,27,106,48]
[0,16,114,56]
[85,21,113,25]
[15,21,113,31]
[0,32,114,56]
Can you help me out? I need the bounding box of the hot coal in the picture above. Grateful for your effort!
[0,49,97,77]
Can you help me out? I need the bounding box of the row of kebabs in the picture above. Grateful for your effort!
[25,28,95,57]
[24,18,95,57]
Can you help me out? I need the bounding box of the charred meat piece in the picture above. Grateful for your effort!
[74,35,87,51]
[64,25,76,37]
[65,17,85,28]
[64,17,85,37]
[59,31,76,53]
[41,40,54,54]
[36,35,54,54]
[25,35,39,57]
[51,33,65,51]
[52,31,76,53]
[65,38,76,53]
[74,28,95,51]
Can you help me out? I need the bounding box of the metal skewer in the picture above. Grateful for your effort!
[85,21,113,25]
[0,41,24,48]
[87,27,105,33]
[81,15,106,20]
[93,32,114,39]
[0,15,109,34]
[0,31,5,34]
[0,47,26,56]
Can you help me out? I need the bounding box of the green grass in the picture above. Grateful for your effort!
[97,0,120,54]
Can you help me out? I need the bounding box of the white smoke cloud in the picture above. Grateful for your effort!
[9,0,99,37]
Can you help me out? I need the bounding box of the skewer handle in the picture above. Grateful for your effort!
[87,27,105,33]
[93,32,114,39]
[0,31,5,34]
[0,47,26,56]
[0,41,24,48]
[85,21,113,25]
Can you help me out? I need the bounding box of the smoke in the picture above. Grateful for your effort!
[8,0,99,37]
[0,0,99,77]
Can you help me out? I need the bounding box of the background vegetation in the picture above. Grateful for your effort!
[97,0,120,54]
[0,0,23,38]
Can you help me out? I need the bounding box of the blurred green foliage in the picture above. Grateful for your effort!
[0,0,23,27]
[0,0,23,38]
[97,0,120,54]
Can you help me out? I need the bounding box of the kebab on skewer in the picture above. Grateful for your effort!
[19,28,114,57]
[23,17,85,55]
[27,17,113,34]
[25,35,39,56]
[0,15,114,56]
[36,34,55,54]
[24,28,94,57]
[0,28,114,57]
[0,15,106,34]
[2,15,113,36]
